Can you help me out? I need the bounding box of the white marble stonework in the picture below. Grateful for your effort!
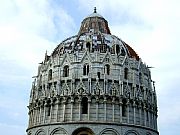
[27,8,159,135]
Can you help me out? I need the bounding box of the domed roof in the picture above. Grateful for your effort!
[52,8,139,60]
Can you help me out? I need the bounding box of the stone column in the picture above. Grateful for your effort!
[133,101,136,124]
[104,97,107,121]
[139,105,142,125]
[78,98,81,121]
[144,105,147,126]
[70,98,74,121]
[34,107,37,125]
[88,98,91,120]
[31,110,33,126]
[119,99,122,123]
[89,79,92,93]
[137,105,140,125]
[152,112,155,129]
[127,99,130,123]
[49,98,54,123]
[121,82,124,95]
[43,105,46,124]
[28,110,32,127]
[119,81,122,96]
[112,98,115,122]
[39,107,41,124]
[89,79,91,93]
[96,98,99,121]
[56,102,59,122]
[62,100,66,122]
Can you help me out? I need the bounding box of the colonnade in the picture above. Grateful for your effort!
[28,95,157,130]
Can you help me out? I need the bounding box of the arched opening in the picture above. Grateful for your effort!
[83,64,89,75]
[48,69,52,80]
[72,127,94,135]
[63,65,69,77]
[124,68,128,80]
[81,97,88,114]
[104,64,110,75]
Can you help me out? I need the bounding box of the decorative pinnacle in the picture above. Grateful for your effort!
[94,7,97,13]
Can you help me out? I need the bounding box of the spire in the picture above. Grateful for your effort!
[44,50,50,62]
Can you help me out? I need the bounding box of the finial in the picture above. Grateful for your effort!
[94,7,97,13]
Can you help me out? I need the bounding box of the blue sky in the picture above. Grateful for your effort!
[0,0,180,135]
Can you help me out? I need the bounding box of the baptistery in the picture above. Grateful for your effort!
[27,8,159,135]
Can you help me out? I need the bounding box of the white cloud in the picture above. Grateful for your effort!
[0,1,76,135]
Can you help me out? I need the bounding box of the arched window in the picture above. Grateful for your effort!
[81,97,88,114]
[86,42,91,51]
[47,106,51,116]
[48,69,52,80]
[63,65,69,77]
[122,99,127,117]
[121,48,126,56]
[116,45,120,54]
[97,72,100,79]
[139,72,142,83]
[147,111,149,121]
[83,64,89,75]
[124,68,128,79]
[104,64,110,75]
